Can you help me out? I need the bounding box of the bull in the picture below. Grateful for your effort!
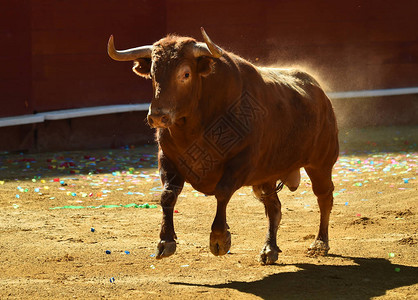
[108,28,339,264]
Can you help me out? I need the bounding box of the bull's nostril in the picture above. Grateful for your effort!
[161,115,169,124]
[148,116,154,125]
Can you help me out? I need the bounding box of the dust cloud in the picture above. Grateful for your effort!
[251,43,407,129]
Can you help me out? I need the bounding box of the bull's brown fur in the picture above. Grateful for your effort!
[111,30,339,264]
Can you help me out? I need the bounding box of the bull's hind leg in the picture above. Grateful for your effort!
[156,153,185,259]
[305,166,334,256]
[253,181,282,265]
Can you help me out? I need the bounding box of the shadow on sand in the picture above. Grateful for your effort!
[171,255,418,299]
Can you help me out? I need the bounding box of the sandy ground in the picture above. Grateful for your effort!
[0,126,417,299]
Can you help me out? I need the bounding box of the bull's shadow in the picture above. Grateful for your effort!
[171,255,418,300]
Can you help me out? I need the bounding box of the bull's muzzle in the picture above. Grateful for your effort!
[147,113,171,128]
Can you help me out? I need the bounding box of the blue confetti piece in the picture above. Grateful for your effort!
[106,250,111,254]
[110,277,115,283]
[125,250,130,255]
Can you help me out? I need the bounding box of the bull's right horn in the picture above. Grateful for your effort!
[108,35,152,61]
[193,27,223,58]
[200,27,223,58]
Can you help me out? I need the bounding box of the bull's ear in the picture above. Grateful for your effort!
[197,57,214,77]
[132,59,151,79]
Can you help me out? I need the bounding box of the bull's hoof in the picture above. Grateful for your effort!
[210,231,231,256]
[307,239,329,257]
[259,244,281,265]
[156,240,176,259]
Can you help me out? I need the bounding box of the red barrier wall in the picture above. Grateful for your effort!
[1,0,417,117]
[1,0,32,117]
[0,1,417,151]
[1,0,166,117]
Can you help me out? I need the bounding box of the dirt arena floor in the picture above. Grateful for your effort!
[0,126,417,299]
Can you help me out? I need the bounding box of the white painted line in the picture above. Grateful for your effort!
[0,103,150,128]
[0,114,45,127]
[43,104,150,120]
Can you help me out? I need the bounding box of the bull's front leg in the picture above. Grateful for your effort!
[210,149,251,256]
[156,152,184,259]
[210,195,231,256]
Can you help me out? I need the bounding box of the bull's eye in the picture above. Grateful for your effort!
[178,66,191,83]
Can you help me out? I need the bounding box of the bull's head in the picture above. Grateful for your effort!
[108,27,223,128]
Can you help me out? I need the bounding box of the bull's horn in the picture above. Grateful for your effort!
[193,27,223,58]
[108,35,152,61]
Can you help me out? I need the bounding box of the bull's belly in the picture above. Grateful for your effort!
[244,166,300,186]
[247,168,301,191]
[177,155,302,195]
[168,143,306,194]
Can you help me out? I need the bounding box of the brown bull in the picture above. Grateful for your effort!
[108,28,339,264]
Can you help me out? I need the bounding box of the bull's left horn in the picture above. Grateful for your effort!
[108,35,152,61]
[193,27,223,58]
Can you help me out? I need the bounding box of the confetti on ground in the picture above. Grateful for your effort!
[0,134,416,214]
[0,127,416,299]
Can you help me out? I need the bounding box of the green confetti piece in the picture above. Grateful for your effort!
[49,203,158,209]
[101,205,121,208]
[123,203,139,208]
[50,205,85,210]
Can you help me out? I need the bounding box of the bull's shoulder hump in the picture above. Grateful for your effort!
[259,67,320,86]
